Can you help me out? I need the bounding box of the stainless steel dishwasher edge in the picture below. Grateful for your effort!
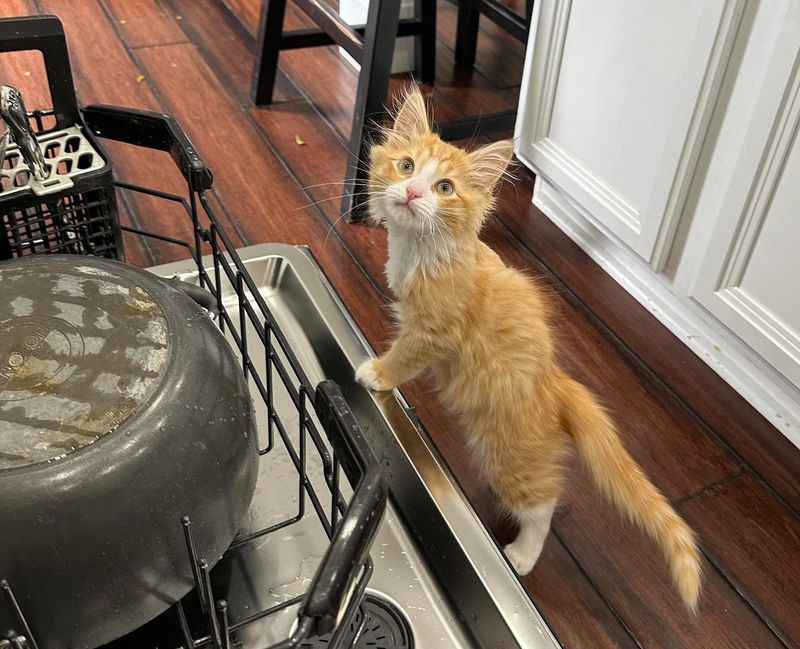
[149,243,561,649]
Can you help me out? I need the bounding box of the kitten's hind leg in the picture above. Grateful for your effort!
[504,499,557,576]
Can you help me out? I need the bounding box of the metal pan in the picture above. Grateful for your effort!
[0,254,259,649]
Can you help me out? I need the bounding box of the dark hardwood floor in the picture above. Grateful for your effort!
[2,1,798,647]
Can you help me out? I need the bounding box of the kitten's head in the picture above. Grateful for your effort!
[368,87,514,241]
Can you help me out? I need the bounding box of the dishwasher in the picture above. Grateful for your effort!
[0,14,560,649]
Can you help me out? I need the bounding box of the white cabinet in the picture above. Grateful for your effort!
[692,10,800,388]
[518,0,744,265]
[516,0,800,445]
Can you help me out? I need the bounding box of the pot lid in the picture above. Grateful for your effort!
[0,256,170,470]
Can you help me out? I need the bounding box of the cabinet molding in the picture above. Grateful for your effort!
[692,15,800,387]
[533,176,800,448]
[518,0,745,266]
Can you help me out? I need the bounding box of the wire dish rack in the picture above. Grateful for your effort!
[0,17,387,649]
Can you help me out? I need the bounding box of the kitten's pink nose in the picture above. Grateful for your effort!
[405,186,423,202]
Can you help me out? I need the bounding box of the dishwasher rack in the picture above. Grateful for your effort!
[0,18,387,649]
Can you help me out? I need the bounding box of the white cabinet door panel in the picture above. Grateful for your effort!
[516,0,744,265]
[692,8,800,388]
[738,158,800,333]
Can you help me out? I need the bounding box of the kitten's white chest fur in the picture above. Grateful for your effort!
[385,223,455,293]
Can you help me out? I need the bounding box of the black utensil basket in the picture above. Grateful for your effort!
[0,16,122,261]
[0,15,386,649]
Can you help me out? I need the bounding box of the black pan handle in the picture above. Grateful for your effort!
[296,381,387,637]
[167,277,219,316]
[81,104,213,192]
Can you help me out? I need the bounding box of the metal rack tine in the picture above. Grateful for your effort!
[331,457,340,531]
[0,580,40,649]
[264,320,275,453]
[237,273,248,377]
[181,516,207,614]
[175,601,194,649]
[210,224,225,334]
[199,560,223,649]
[216,600,231,649]
[299,388,308,519]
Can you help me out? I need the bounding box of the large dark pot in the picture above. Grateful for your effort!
[0,255,258,649]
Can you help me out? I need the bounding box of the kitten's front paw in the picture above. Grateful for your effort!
[504,542,537,576]
[355,359,392,392]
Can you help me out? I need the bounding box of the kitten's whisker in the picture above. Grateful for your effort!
[297,186,384,212]
[295,194,360,211]
[323,212,350,246]
[300,180,354,190]
[336,193,383,224]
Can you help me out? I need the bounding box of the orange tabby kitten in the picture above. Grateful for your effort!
[356,88,702,612]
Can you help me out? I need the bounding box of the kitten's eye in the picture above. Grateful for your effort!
[435,179,454,195]
[397,158,414,174]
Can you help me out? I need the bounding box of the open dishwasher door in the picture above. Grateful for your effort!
[150,243,561,649]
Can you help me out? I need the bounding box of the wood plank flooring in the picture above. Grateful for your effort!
[1,2,798,647]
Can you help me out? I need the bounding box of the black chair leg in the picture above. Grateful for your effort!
[342,0,402,221]
[252,0,288,105]
[525,0,534,31]
[414,0,436,84]
[454,0,479,68]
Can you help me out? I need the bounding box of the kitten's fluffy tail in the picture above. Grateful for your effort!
[559,375,702,613]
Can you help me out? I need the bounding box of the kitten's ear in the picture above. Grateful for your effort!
[392,87,430,138]
[467,140,514,188]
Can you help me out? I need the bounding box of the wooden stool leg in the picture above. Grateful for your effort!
[342,0,402,221]
[455,0,479,68]
[415,0,436,85]
[251,0,288,105]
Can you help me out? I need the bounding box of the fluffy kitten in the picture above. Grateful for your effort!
[356,88,702,612]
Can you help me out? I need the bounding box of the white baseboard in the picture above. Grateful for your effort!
[533,176,800,449]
